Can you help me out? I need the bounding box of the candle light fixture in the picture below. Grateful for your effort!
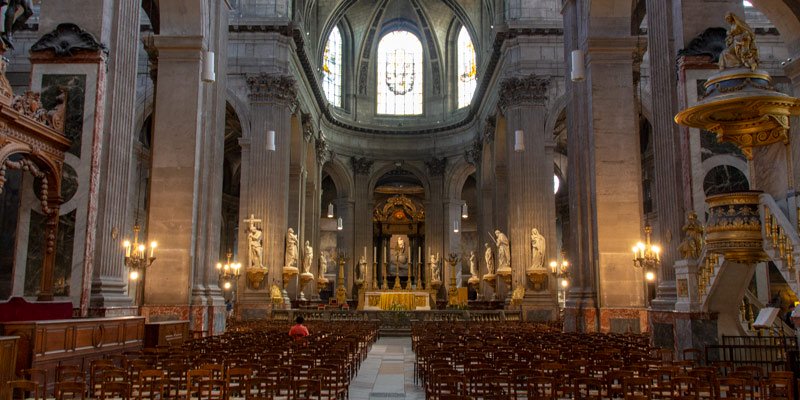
[216,251,242,289]
[632,222,661,280]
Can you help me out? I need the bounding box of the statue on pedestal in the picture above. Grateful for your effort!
[319,251,329,275]
[247,224,263,269]
[285,228,298,268]
[469,251,478,278]
[718,12,759,71]
[490,230,510,271]
[484,243,495,275]
[679,211,704,259]
[429,253,441,283]
[302,240,313,275]
[357,255,367,282]
[530,228,546,270]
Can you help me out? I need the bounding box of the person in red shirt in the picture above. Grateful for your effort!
[289,316,309,340]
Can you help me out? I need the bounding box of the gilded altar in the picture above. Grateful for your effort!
[363,291,432,311]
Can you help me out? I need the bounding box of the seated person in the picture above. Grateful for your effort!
[289,316,309,340]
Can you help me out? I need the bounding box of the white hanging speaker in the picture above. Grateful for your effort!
[266,130,276,151]
[202,51,216,83]
[337,217,343,230]
[461,203,468,219]
[514,130,525,152]
[571,49,585,82]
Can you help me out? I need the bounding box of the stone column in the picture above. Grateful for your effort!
[237,73,296,315]
[86,0,140,317]
[142,35,206,318]
[351,158,373,294]
[498,75,558,319]
[645,0,684,310]
[425,163,445,299]
[334,197,355,295]
[786,59,800,194]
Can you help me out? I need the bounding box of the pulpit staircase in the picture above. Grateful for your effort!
[686,193,799,336]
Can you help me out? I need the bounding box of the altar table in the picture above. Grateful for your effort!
[363,291,431,311]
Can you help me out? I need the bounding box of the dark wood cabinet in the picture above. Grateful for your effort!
[144,320,189,348]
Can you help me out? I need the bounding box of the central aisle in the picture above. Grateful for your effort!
[350,336,426,400]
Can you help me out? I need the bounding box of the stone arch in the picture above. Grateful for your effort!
[226,88,251,139]
[0,142,62,212]
[544,93,568,141]
[446,159,477,200]
[323,157,355,201]
[368,161,431,198]
[749,0,800,55]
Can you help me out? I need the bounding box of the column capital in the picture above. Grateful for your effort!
[498,74,550,111]
[482,115,496,144]
[152,35,203,60]
[465,139,482,166]
[316,138,334,165]
[246,73,297,106]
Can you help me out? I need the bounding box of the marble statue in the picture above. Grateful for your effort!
[319,251,329,275]
[0,0,33,50]
[302,240,313,274]
[285,228,298,268]
[530,228,546,270]
[469,251,478,277]
[491,230,510,270]
[719,12,759,71]
[679,211,705,259]
[484,243,495,275]
[429,253,441,282]
[246,224,263,269]
[357,255,367,281]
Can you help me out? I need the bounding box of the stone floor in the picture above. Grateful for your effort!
[350,336,426,400]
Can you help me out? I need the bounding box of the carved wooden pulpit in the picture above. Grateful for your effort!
[0,59,70,301]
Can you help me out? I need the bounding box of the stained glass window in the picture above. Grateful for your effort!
[457,26,477,108]
[377,31,423,115]
[322,26,342,107]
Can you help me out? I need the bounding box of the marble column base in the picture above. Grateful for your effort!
[140,304,227,336]
[517,293,558,322]
[564,306,649,333]
[650,310,719,353]
[88,305,139,318]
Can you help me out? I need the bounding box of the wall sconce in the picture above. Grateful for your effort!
[549,251,570,287]
[337,217,343,231]
[266,130,276,151]
[327,203,334,218]
[461,203,468,219]
[202,51,216,83]
[514,130,525,152]
[571,49,585,82]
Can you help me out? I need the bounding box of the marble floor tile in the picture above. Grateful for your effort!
[351,336,426,399]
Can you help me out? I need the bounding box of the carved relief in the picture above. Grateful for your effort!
[30,23,106,57]
[373,195,425,222]
[498,74,550,110]
[465,139,482,165]
[350,156,373,175]
[483,115,496,143]
[315,138,334,165]
[301,112,314,142]
[246,73,297,106]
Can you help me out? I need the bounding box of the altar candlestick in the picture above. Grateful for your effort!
[373,247,377,263]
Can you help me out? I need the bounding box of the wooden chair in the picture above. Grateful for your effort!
[762,376,793,400]
[99,381,131,400]
[622,376,651,400]
[21,368,48,398]
[682,348,703,365]
[54,381,86,400]
[225,367,251,399]
[574,377,604,400]
[717,377,746,399]
[430,375,467,399]
[606,370,634,399]
[8,379,41,400]
[187,369,213,400]
[136,369,166,400]
[527,376,557,400]
[196,379,226,400]
[56,365,83,383]
[671,376,700,400]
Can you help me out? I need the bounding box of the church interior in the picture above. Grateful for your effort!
[2,0,800,398]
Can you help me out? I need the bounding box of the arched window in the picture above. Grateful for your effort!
[457,26,477,108]
[322,26,342,107]
[377,30,423,115]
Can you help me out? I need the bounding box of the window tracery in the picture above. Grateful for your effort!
[377,30,423,115]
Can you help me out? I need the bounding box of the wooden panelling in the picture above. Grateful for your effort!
[144,320,189,348]
[0,336,19,398]
[1,316,144,390]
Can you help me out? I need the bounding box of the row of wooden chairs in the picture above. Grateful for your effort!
[7,320,379,400]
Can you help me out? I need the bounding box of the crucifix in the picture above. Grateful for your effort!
[244,214,264,269]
